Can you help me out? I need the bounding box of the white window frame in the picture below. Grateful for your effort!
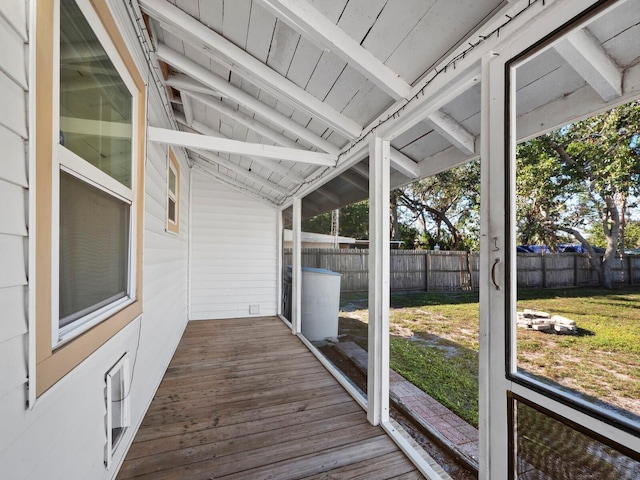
[51,0,139,347]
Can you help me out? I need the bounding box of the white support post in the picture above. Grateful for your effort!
[291,197,302,335]
[276,209,283,317]
[367,136,390,426]
[478,51,510,480]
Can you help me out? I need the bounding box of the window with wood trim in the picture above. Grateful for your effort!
[167,148,180,234]
[35,0,145,396]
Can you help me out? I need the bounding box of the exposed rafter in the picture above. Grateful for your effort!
[427,110,476,156]
[516,61,640,141]
[341,170,368,192]
[167,74,227,98]
[192,149,290,196]
[156,25,417,185]
[174,111,306,183]
[378,68,481,142]
[351,162,370,179]
[148,126,336,166]
[180,86,303,150]
[139,0,362,139]
[256,0,412,100]
[182,91,195,126]
[155,44,341,155]
[554,28,622,102]
[419,145,479,178]
[388,149,419,179]
[177,73,419,182]
[314,187,340,205]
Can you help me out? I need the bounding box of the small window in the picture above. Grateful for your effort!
[167,148,180,234]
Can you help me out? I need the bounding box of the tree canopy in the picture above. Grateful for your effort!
[516,100,640,287]
[396,159,481,250]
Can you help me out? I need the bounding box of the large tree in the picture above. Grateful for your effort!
[396,159,481,250]
[516,100,640,288]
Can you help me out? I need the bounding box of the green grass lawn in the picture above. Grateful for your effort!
[338,287,640,428]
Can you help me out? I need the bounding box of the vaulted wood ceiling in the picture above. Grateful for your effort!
[135,0,640,219]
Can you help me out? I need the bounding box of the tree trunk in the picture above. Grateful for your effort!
[600,196,620,289]
[390,191,400,241]
[551,224,605,286]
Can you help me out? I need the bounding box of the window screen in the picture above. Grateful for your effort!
[59,171,129,327]
[512,398,640,479]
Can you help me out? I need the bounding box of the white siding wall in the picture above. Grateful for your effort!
[0,0,31,470]
[190,171,278,320]
[0,1,190,478]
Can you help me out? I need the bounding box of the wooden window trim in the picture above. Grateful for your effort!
[166,148,180,234]
[35,0,146,397]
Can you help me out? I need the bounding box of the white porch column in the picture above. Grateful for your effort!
[367,135,390,426]
[291,196,302,334]
[276,209,283,317]
[478,50,510,480]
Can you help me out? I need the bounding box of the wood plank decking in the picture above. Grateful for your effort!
[117,317,424,479]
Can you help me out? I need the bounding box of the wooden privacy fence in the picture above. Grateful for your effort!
[283,249,640,293]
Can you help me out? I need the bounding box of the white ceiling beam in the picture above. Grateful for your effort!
[192,149,291,196]
[166,74,227,98]
[156,44,340,156]
[148,126,336,166]
[427,110,476,156]
[388,149,419,179]
[554,28,622,102]
[177,74,417,182]
[314,187,340,205]
[256,0,411,100]
[419,145,478,178]
[351,162,369,179]
[378,67,481,142]
[174,112,306,183]
[516,60,640,142]
[182,91,195,127]
[140,0,362,139]
[180,86,303,150]
[341,170,368,192]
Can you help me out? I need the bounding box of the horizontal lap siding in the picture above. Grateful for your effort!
[0,1,29,474]
[0,3,190,478]
[190,171,278,320]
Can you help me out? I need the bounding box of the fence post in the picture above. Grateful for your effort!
[467,251,473,290]
[425,252,431,292]
[573,254,578,286]
[629,255,633,286]
[542,252,547,288]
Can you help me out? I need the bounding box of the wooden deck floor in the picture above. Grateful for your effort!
[117,317,424,479]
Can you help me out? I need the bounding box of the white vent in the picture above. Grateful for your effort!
[105,354,131,469]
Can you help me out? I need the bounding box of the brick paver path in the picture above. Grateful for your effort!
[335,341,479,471]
